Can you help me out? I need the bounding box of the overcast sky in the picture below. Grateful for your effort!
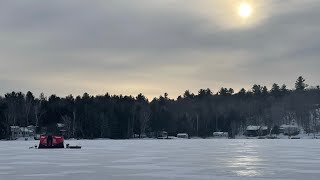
[1,0,319,99]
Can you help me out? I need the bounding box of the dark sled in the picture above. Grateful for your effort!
[66,144,82,149]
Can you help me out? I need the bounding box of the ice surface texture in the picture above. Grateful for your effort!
[0,139,319,180]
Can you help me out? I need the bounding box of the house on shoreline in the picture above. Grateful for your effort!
[10,125,35,140]
[246,126,268,137]
[279,120,300,136]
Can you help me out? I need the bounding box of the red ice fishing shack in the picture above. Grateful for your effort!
[38,123,65,149]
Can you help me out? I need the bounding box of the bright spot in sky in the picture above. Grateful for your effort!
[238,2,253,18]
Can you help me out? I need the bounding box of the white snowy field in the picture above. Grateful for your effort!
[0,139,320,180]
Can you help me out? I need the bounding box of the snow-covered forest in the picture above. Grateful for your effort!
[0,76,319,139]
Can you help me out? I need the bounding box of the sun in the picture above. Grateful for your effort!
[238,2,252,18]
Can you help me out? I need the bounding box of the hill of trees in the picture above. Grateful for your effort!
[0,76,319,139]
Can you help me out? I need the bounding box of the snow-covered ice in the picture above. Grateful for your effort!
[1,139,320,180]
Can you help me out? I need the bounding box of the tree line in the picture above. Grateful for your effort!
[0,76,319,139]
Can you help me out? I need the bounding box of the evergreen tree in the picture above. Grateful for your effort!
[219,88,229,96]
[183,90,194,99]
[280,84,289,95]
[219,88,234,96]
[271,83,281,97]
[237,88,246,96]
[262,86,268,96]
[252,84,262,96]
[197,88,212,98]
[228,88,234,95]
[295,76,307,91]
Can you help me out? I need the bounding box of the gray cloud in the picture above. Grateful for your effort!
[0,0,319,98]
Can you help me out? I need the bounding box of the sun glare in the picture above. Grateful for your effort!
[238,2,252,18]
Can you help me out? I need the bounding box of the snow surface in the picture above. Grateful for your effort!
[1,139,320,180]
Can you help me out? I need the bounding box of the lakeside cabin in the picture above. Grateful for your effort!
[157,131,168,139]
[280,124,300,136]
[213,132,229,138]
[177,133,189,139]
[246,126,260,137]
[246,126,269,137]
[10,126,35,140]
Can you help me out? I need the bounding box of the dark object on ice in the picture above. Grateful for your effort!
[290,136,301,139]
[69,146,81,149]
[29,145,38,149]
[38,135,64,149]
[66,143,81,149]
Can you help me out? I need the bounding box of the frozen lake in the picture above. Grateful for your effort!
[0,139,320,180]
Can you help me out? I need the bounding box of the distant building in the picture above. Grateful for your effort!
[10,126,35,139]
[213,132,229,138]
[260,126,269,136]
[133,134,147,138]
[27,125,36,134]
[280,120,300,136]
[157,131,168,139]
[246,126,269,137]
[246,126,260,137]
[10,126,20,140]
[177,133,189,139]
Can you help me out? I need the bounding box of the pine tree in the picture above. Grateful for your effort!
[228,88,234,95]
[219,88,228,96]
[295,76,307,91]
[271,83,281,97]
[262,86,268,96]
[252,84,262,96]
[183,90,194,99]
[280,84,289,95]
[237,88,246,96]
